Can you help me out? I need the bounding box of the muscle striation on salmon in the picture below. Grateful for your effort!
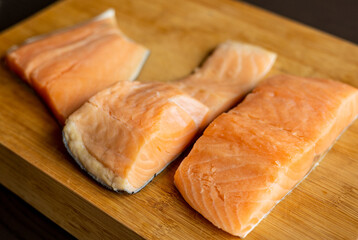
[5,9,149,124]
[174,41,276,128]
[174,75,358,238]
[63,81,209,193]
[63,41,277,193]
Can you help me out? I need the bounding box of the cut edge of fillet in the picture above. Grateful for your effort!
[129,49,150,81]
[63,114,182,194]
[63,120,137,194]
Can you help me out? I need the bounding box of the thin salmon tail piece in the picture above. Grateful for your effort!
[175,40,277,127]
[199,41,277,84]
[174,75,358,238]
[63,81,209,194]
[5,9,150,124]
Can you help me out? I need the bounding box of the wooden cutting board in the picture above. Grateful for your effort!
[0,0,357,239]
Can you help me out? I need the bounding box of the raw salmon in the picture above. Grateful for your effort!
[174,41,276,127]
[5,9,149,124]
[174,75,358,238]
[62,41,277,193]
[63,81,209,193]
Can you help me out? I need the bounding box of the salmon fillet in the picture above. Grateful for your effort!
[63,81,209,193]
[5,9,149,124]
[174,75,358,238]
[174,41,276,127]
[63,41,277,193]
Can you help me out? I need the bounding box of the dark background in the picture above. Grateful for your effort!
[1,0,357,44]
[0,0,357,239]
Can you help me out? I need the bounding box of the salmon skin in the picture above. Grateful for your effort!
[63,81,209,194]
[174,75,358,238]
[174,41,276,128]
[63,41,277,193]
[5,9,150,124]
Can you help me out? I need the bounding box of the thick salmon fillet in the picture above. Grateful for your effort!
[63,81,209,193]
[174,41,276,127]
[5,9,149,124]
[174,75,358,238]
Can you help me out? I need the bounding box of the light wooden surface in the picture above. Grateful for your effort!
[0,0,358,239]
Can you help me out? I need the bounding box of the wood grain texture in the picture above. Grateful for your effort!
[0,0,357,239]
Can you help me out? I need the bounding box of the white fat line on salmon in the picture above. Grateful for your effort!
[169,95,208,129]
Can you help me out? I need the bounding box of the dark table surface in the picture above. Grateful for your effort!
[0,0,357,239]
